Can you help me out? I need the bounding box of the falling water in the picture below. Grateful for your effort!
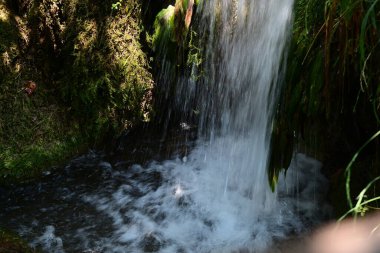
[0,1,331,252]
[198,0,293,134]
[193,0,295,207]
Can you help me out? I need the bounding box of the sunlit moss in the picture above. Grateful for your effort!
[152,5,176,51]
[0,4,10,22]
[75,20,98,51]
[0,0,154,184]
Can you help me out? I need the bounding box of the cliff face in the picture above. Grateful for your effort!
[0,0,154,184]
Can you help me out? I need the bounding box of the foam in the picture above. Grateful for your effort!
[75,150,330,253]
[31,225,64,253]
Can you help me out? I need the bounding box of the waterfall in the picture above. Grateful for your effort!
[188,0,295,209]
[198,0,294,137]
[0,1,331,252]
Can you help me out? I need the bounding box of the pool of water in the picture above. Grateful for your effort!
[0,131,331,253]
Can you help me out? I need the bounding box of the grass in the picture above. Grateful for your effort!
[284,0,380,129]
[268,0,380,208]
[0,135,86,185]
[339,130,380,220]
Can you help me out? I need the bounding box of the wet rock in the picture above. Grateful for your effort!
[180,122,191,130]
[129,170,163,191]
[203,219,213,228]
[145,206,167,223]
[82,250,101,253]
[177,195,192,207]
[114,161,133,170]
[128,164,144,176]
[141,233,164,252]
[98,162,112,170]
[176,247,187,253]
[174,0,195,42]
[231,248,250,253]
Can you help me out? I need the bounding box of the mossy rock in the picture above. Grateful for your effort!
[151,0,197,53]
[152,5,176,52]
[61,0,153,133]
[0,0,154,185]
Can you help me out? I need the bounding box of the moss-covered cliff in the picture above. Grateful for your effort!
[0,0,153,184]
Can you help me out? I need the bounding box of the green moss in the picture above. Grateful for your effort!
[152,5,176,52]
[61,0,153,136]
[0,0,154,185]
[0,135,86,185]
[151,0,198,55]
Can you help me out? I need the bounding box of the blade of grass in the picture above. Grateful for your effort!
[345,130,380,209]
[359,0,379,72]
[352,176,380,219]
[339,195,380,221]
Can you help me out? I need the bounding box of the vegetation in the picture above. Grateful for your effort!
[0,228,37,253]
[60,0,153,135]
[340,130,380,219]
[272,0,380,216]
[0,0,153,185]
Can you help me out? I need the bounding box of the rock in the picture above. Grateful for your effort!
[174,0,194,42]
[152,5,176,52]
[141,233,164,252]
[152,0,197,52]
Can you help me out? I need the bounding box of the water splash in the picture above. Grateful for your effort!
[77,153,330,253]
[31,226,64,253]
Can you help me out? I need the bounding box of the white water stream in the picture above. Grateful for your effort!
[172,0,296,209]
